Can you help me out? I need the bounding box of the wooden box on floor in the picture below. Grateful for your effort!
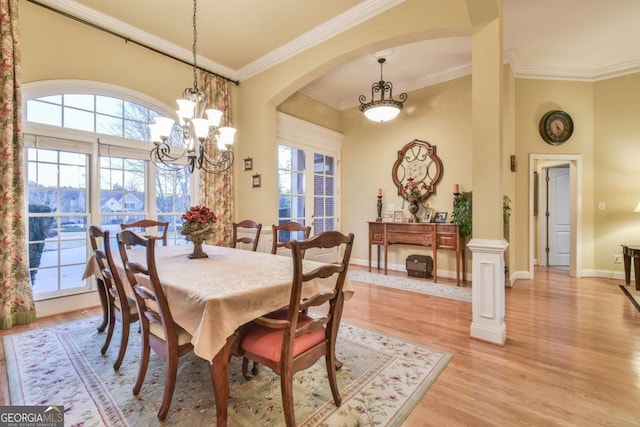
[406,255,433,278]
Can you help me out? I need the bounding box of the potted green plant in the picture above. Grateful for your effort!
[451,192,511,238]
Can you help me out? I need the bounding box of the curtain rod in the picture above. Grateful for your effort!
[26,0,240,86]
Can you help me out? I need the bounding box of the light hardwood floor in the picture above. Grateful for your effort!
[2,266,639,426]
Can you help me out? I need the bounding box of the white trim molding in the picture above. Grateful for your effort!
[468,238,509,345]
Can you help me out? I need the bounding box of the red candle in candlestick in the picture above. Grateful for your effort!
[454,184,459,193]
[378,188,382,197]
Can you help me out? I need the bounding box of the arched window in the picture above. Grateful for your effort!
[22,80,192,300]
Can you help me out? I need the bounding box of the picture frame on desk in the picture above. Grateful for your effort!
[434,211,448,223]
[382,213,393,223]
[423,207,434,223]
[393,210,404,222]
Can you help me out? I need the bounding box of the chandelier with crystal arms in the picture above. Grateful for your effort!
[148,0,236,174]
[358,57,407,123]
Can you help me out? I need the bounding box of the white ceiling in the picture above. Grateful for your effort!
[39,0,640,110]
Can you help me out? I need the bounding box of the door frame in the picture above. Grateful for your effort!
[276,112,343,263]
[528,154,582,278]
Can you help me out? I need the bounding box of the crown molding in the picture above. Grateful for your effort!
[510,50,640,82]
[31,0,238,80]
[237,0,405,81]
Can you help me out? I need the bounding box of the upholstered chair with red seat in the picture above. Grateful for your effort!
[239,230,354,427]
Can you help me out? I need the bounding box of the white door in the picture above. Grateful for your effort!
[547,166,570,266]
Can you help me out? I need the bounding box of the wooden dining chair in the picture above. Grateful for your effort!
[117,230,194,421]
[231,220,262,251]
[120,219,169,246]
[88,225,139,371]
[271,221,311,256]
[239,230,354,427]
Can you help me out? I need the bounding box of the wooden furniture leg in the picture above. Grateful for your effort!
[624,251,631,284]
[209,334,236,427]
[634,254,640,291]
[96,278,109,332]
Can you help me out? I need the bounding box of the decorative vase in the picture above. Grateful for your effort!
[408,201,420,223]
[181,225,213,259]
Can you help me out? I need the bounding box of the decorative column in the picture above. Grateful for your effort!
[467,0,507,344]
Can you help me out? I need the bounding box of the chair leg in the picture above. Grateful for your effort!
[280,372,296,427]
[241,358,260,380]
[101,306,115,355]
[133,331,150,396]
[157,352,179,421]
[96,279,109,332]
[241,357,251,380]
[113,320,130,371]
[326,348,342,406]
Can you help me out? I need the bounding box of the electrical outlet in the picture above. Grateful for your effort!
[614,254,622,264]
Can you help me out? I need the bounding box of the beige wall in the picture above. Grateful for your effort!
[514,79,595,273]
[277,92,341,132]
[594,73,640,273]
[339,76,472,270]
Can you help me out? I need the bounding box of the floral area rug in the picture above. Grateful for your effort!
[4,316,451,426]
[348,270,472,303]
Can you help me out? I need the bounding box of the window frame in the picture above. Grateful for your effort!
[275,113,342,262]
[22,80,198,300]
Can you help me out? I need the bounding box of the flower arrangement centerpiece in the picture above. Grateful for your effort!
[401,177,426,222]
[181,205,217,259]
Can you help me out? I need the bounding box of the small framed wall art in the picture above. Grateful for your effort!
[243,157,253,171]
[423,207,434,223]
[434,211,448,223]
[251,174,261,188]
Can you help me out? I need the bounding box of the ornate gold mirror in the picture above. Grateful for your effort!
[392,139,443,201]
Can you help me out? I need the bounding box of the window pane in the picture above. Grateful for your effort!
[64,107,94,132]
[64,94,94,111]
[59,189,87,213]
[96,113,124,137]
[314,175,324,196]
[278,172,291,194]
[292,172,304,194]
[124,119,149,140]
[293,196,305,218]
[59,164,86,189]
[26,100,62,126]
[96,96,123,117]
[278,195,291,218]
[124,100,148,121]
[278,146,291,169]
[325,156,334,175]
[325,176,334,195]
[314,153,324,173]
[292,148,305,171]
[37,95,62,104]
[59,152,86,166]
[314,196,324,217]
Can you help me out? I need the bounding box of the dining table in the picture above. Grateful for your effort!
[85,243,353,426]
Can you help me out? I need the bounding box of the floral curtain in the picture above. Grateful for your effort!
[0,0,36,329]
[198,72,233,246]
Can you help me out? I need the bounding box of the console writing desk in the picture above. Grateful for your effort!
[368,221,464,285]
